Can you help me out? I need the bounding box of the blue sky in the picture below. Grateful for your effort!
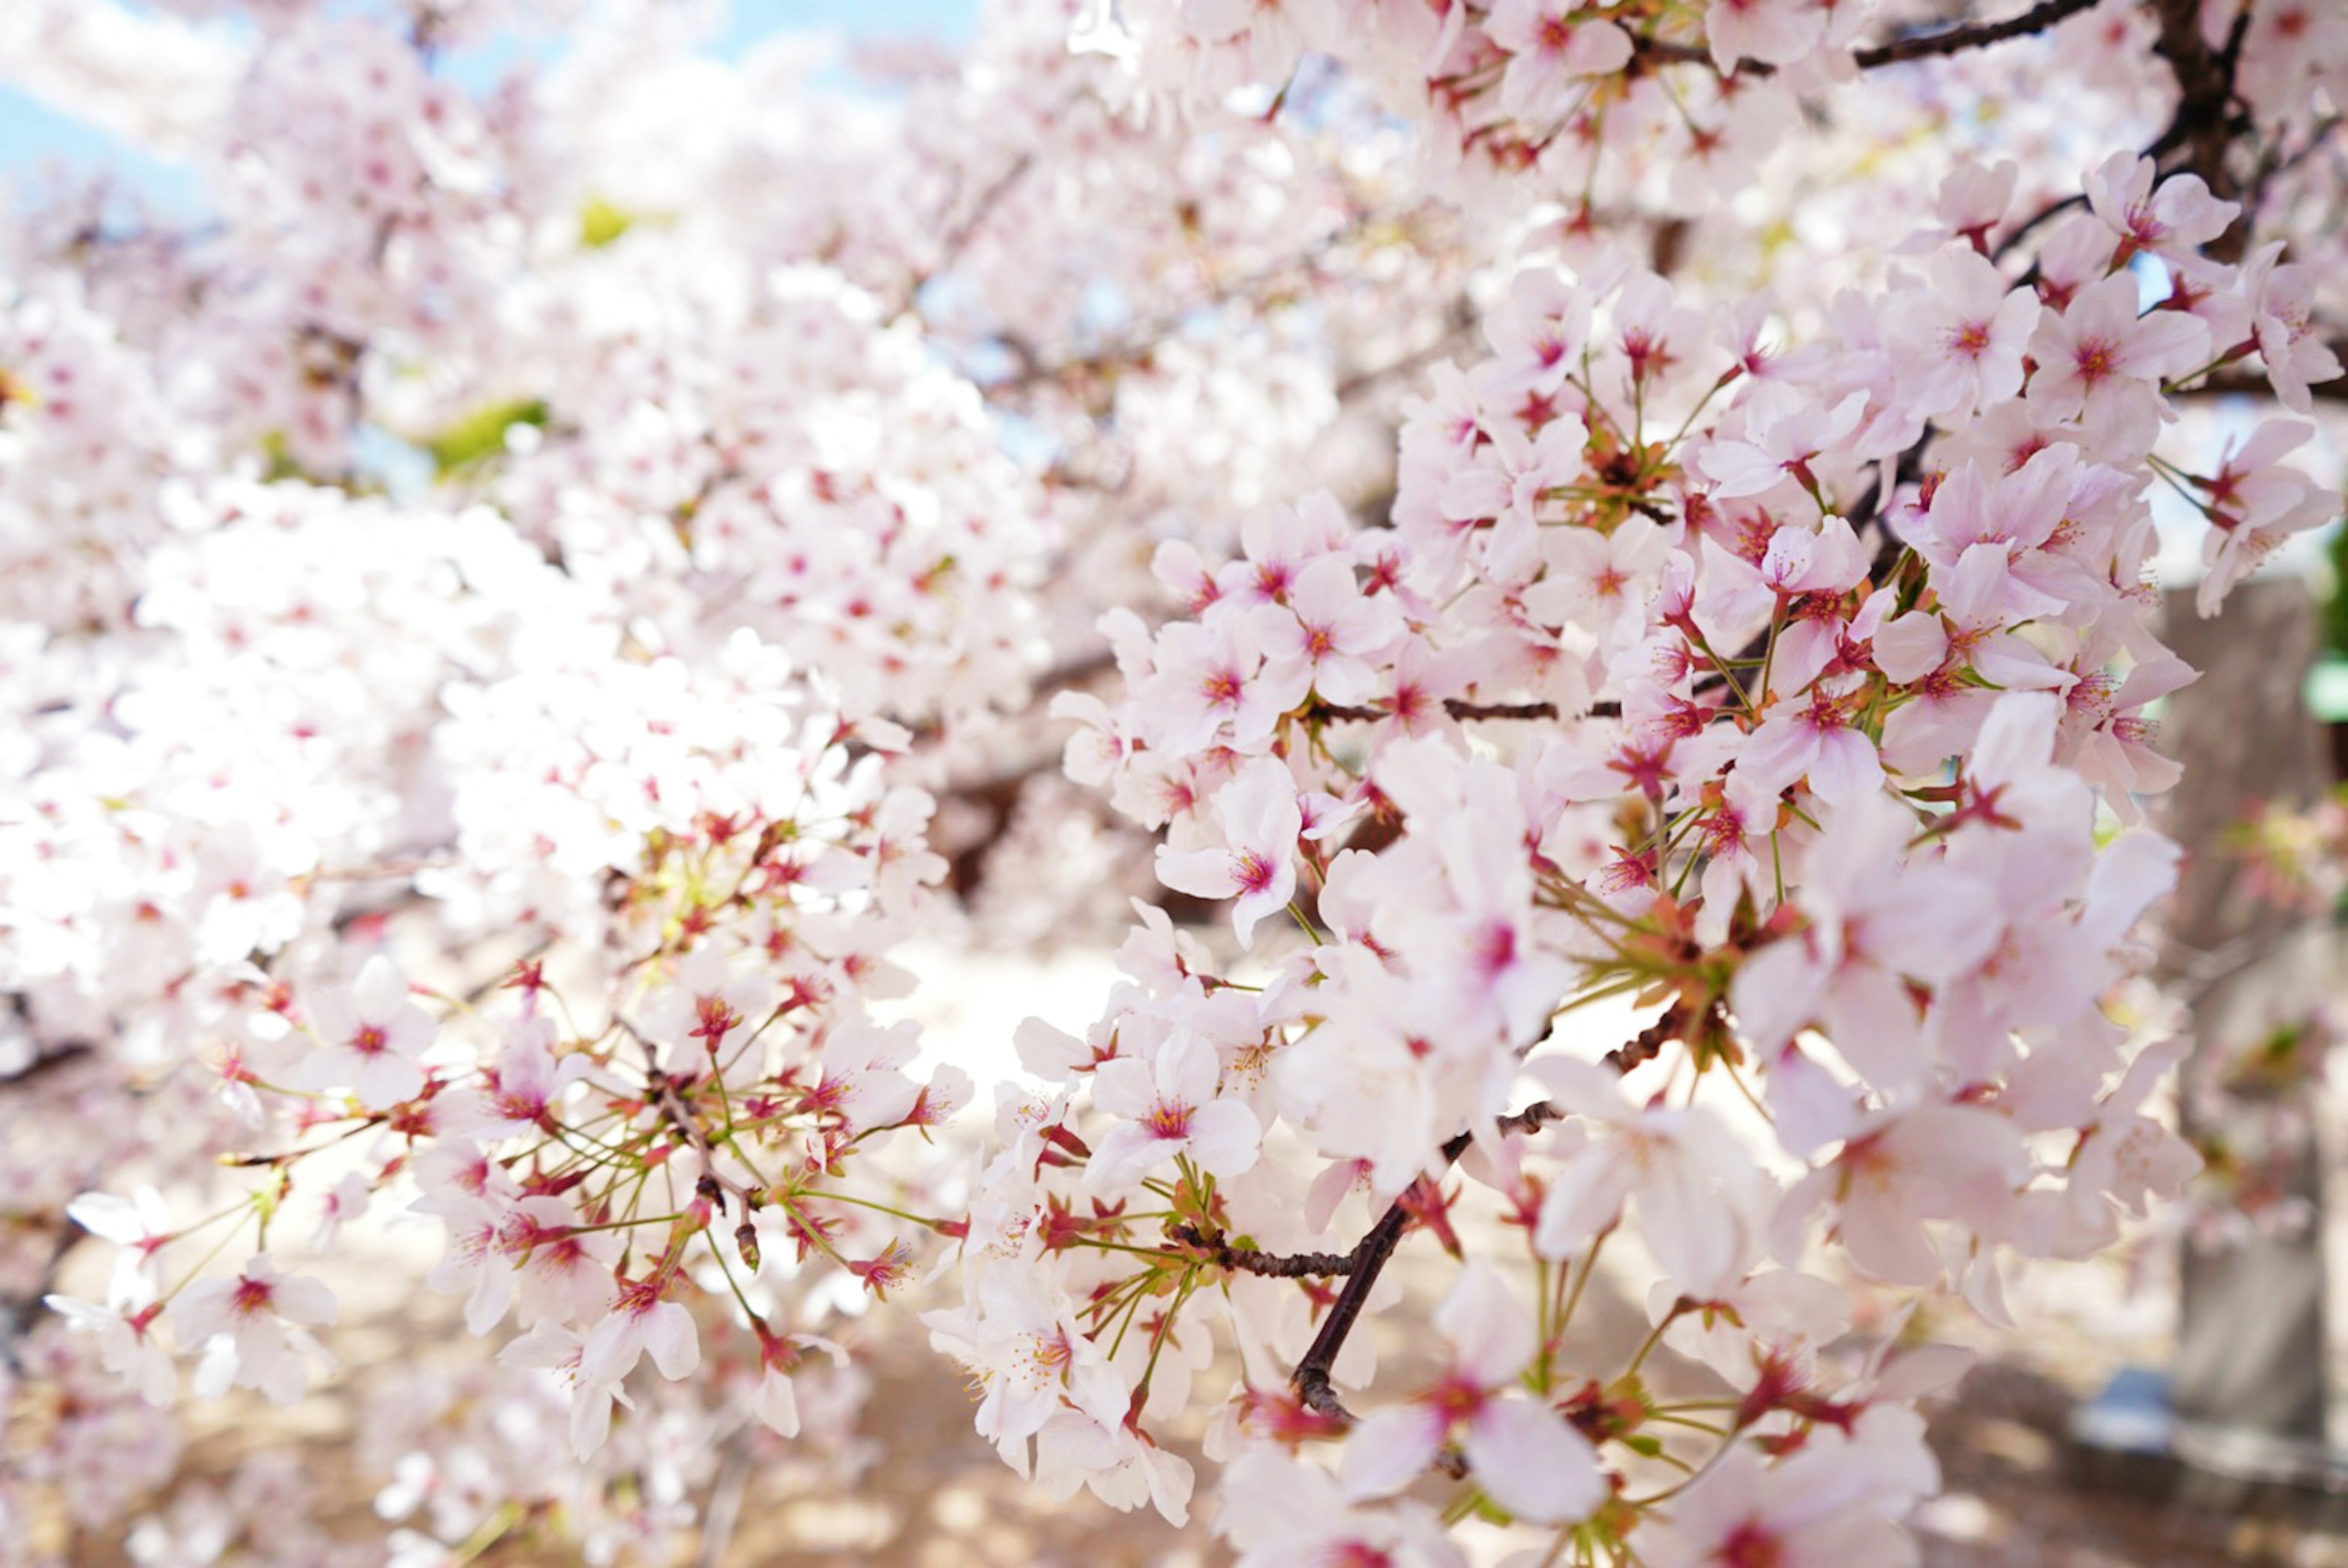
[0,0,977,220]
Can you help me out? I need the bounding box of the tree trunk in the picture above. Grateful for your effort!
[2160,578,2333,1441]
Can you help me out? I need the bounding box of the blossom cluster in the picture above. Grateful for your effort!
[1098,0,2348,223]
[1,0,2342,1562]
[934,145,2337,1561]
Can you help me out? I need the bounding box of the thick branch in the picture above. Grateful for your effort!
[2146,0,2254,235]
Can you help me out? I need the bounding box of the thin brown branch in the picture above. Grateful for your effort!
[1992,191,2086,262]
[905,147,1043,307]
[2180,366,2348,403]
[621,1017,759,1215]
[1851,0,2099,68]
[1172,1224,1358,1278]
[1635,0,2097,79]
[1310,697,1563,725]
[1333,321,1480,405]
[1283,1004,1726,1422]
[1289,1099,1566,1418]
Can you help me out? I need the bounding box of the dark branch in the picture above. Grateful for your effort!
[1634,0,2097,80]
[1290,1191,1416,1418]
[2146,0,2256,240]
[1852,0,2099,69]
[1289,1099,1567,1418]
[1172,1224,1358,1278]
[1992,192,2086,262]
[0,1039,92,1089]
[1310,698,1562,725]
[2179,367,2348,403]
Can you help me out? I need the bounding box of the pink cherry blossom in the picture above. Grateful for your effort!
[1886,248,2040,420]
[297,955,435,1109]
[43,1295,177,1406]
[171,1254,338,1408]
[1085,1034,1263,1191]
[1739,682,1885,806]
[1530,1058,1767,1295]
[1489,0,1635,120]
[1154,756,1304,944]
[1707,0,1833,72]
[923,1270,1129,1456]
[1252,555,1405,708]
[580,1276,701,1388]
[1343,1261,1606,1525]
[1647,1407,1940,1565]
[2084,152,2239,264]
[2025,273,2210,452]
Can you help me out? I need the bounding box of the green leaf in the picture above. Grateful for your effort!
[579,196,636,250]
[421,399,548,477]
[259,429,308,484]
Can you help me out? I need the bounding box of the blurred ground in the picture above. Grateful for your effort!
[31,1223,2343,1567]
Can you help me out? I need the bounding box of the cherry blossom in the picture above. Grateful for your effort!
[1886,248,2040,421]
[1154,756,1304,944]
[64,1185,177,1307]
[1490,0,1636,119]
[1343,1261,1606,1525]
[1084,1034,1263,1191]
[297,955,435,1109]
[1646,1407,1941,1566]
[43,1295,178,1406]
[581,1278,702,1388]
[1529,1058,1766,1296]
[2025,272,2211,451]
[171,1254,338,1408]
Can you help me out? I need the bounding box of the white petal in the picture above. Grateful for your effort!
[579,1310,640,1386]
[1186,1099,1263,1179]
[1434,1260,1537,1386]
[644,1301,701,1380]
[353,955,410,1018]
[755,1367,800,1437]
[1466,1397,1606,1524]
[272,1272,339,1326]
[1342,1404,1445,1501]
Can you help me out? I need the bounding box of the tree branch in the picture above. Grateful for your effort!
[1172,1224,1359,1278]
[2179,367,2348,403]
[2146,0,2255,233]
[0,1037,92,1089]
[1852,0,2100,69]
[1289,1099,1566,1418]
[1635,0,2099,79]
[1309,697,1562,725]
[1282,1002,1728,1421]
